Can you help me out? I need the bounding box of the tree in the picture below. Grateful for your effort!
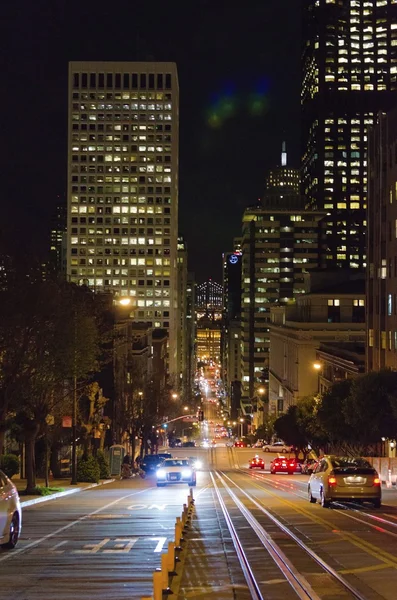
[274,396,325,459]
[79,382,109,459]
[12,280,102,492]
[316,379,353,454]
[344,369,397,454]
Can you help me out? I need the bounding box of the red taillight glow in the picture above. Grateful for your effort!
[374,477,380,486]
[328,476,337,486]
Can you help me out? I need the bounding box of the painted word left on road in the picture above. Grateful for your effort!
[49,537,167,554]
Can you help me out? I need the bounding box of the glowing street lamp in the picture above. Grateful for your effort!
[313,362,322,370]
[171,393,178,400]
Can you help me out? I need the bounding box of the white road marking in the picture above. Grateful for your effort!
[50,540,68,554]
[150,537,167,552]
[0,487,153,564]
[102,538,138,554]
[127,503,167,510]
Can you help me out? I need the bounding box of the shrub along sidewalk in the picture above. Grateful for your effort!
[14,476,115,507]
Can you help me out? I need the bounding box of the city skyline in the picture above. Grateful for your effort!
[2,0,301,281]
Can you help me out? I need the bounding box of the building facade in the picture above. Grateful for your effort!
[196,279,223,321]
[269,276,365,414]
[49,195,67,276]
[302,0,397,270]
[367,107,397,371]
[66,61,179,373]
[240,206,326,416]
[176,236,188,398]
[221,250,242,416]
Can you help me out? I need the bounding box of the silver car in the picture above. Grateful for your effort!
[0,470,22,548]
[263,441,293,453]
[308,456,381,508]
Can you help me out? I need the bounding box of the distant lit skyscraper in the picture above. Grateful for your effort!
[196,279,223,320]
[302,0,397,270]
[49,195,67,276]
[67,61,179,371]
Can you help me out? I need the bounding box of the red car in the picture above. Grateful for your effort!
[270,456,300,475]
[234,441,245,448]
[249,456,265,470]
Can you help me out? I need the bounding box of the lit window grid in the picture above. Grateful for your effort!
[67,63,178,327]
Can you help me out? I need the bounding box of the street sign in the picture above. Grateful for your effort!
[182,416,196,422]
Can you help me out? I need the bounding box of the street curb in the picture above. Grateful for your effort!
[20,478,115,508]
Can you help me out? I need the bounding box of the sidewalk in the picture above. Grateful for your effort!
[14,476,115,507]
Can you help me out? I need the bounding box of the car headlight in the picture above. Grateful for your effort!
[156,469,166,478]
[194,460,202,469]
[181,469,192,478]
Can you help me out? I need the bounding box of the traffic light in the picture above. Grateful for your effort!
[198,410,204,422]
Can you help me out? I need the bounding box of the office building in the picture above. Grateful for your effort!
[221,247,242,417]
[367,107,397,371]
[196,279,223,321]
[67,61,179,373]
[302,0,397,270]
[49,195,67,276]
[176,236,188,397]
[269,273,365,414]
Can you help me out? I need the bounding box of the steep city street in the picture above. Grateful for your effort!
[4,445,397,599]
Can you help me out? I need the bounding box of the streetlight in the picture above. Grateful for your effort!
[313,362,322,370]
[183,405,189,411]
[171,393,178,400]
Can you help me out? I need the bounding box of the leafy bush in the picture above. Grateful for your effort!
[0,454,20,479]
[96,451,110,479]
[76,456,100,483]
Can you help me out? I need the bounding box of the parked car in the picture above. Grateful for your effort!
[156,458,197,487]
[263,441,294,453]
[0,470,21,549]
[234,440,245,448]
[253,439,266,448]
[141,455,165,473]
[182,441,196,447]
[270,456,300,475]
[249,456,265,470]
[301,458,318,475]
[156,453,172,461]
[308,456,381,508]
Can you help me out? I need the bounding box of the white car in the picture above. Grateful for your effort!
[156,458,197,487]
[263,441,294,453]
[0,470,21,549]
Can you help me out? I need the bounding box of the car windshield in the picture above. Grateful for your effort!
[331,457,375,473]
[143,455,162,462]
[163,459,190,467]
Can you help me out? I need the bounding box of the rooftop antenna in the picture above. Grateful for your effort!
[281,141,287,167]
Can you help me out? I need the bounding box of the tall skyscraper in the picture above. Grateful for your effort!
[49,195,67,276]
[302,0,397,270]
[67,61,179,372]
[367,107,397,371]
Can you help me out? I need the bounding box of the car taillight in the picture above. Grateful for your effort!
[328,476,337,486]
[373,477,380,486]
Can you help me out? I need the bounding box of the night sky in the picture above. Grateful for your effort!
[2,0,301,282]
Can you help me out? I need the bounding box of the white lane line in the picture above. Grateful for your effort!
[0,487,153,564]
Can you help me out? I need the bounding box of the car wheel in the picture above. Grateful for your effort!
[2,512,20,549]
[190,481,197,487]
[261,466,264,470]
[264,448,270,452]
[373,498,381,509]
[287,471,294,475]
[157,483,166,487]
[320,489,330,508]
[308,486,316,503]
[270,470,275,474]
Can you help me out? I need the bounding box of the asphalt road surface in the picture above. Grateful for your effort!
[3,447,397,600]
